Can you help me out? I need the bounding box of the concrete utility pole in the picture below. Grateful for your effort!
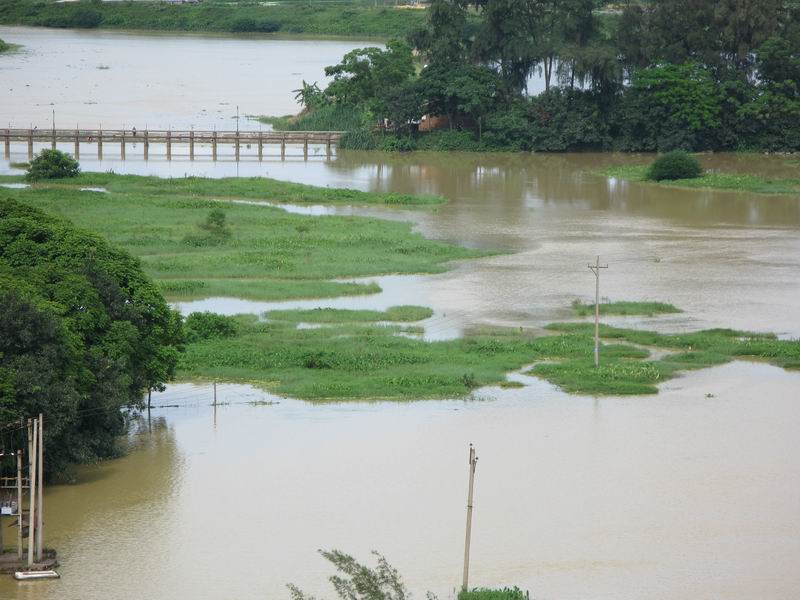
[587,256,608,367]
[16,450,23,559]
[462,444,478,593]
[36,413,43,562]
[27,418,37,566]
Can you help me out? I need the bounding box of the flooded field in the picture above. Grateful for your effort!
[1,25,799,600]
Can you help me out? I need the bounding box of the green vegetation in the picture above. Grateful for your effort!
[0,173,481,303]
[4,171,442,206]
[532,323,800,395]
[267,305,433,323]
[286,0,800,153]
[25,149,80,181]
[0,37,10,52]
[647,151,703,181]
[289,549,435,600]
[459,589,527,600]
[571,300,682,317]
[0,199,182,474]
[597,165,800,195]
[179,309,799,400]
[0,0,427,37]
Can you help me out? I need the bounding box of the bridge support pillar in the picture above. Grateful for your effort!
[189,130,194,161]
[166,131,172,161]
[144,131,149,160]
[212,131,217,161]
[27,129,33,160]
[303,134,309,160]
[74,129,79,159]
[326,134,332,159]
[4,129,9,159]
[98,130,103,159]
[258,133,263,161]
[280,136,286,160]
[121,132,126,160]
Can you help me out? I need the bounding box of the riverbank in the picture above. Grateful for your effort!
[598,165,800,195]
[0,0,425,38]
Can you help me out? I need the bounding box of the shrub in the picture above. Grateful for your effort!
[184,312,238,343]
[381,135,416,152]
[646,151,703,181]
[459,588,527,600]
[338,129,378,150]
[230,18,281,33]
[25,149,80,181]
[415,130,481,151]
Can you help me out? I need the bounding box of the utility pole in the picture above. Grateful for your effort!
[587,256,608,367]
[16,449,22,559]
[462,444,478,593]
[27,418,37,566]
[36,413,43,562]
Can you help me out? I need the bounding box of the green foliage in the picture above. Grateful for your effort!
[0,198,182,473]
[229,17,280,33]
[647,151,703,181]
[0,37,9,53]
[1,173,476,305]
[25,149,80,181]
[598,164,800,195]
[617,63,722,151]
[184,312,238,343]
[338,129,379,151]
[571,300,682,316]
[267,305,433,323]
[459,588,526,600]
[414,130,482,151]
[288,549,425,600]
[381,136,416,153]
[0,0,427,38]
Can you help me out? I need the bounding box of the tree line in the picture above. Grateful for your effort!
[305,0,800,152]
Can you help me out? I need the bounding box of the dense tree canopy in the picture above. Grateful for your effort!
[318,0,800,153]
[0,198,182,475]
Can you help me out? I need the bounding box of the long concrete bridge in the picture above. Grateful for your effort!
[2,127,345,161]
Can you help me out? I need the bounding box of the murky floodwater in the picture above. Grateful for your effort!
[1,26,799,600]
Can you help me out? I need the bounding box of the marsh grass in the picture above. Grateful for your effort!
[598,165,800,195]
[571,300,682,316]
[179,312,800,400]
[459,589,527,600]
[2,174,480,302]
[267,305,433,323]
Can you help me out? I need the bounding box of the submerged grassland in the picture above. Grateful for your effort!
[597,165,800,195]
[571,300,682,316]
[0,173,479,302]
[180,310,800,400]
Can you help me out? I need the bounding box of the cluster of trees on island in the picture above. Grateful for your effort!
[293,0,800,152]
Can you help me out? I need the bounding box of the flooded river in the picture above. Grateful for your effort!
[1,26,799,600]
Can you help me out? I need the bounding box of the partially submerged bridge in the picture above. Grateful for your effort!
[2,127,344,161]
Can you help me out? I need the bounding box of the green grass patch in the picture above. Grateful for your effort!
[178,313,800,400]
[459,589,526,600]
[267,305,433,323]
[597,165,800,195]
[0,0,429,38]
[571,300,682,317]
[2,173,480,302]
[8,172,443,206]
[255,104,369,132]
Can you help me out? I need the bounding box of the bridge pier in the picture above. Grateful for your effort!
[258,132,263,161]
[97,129,103,159]
[280,136,286,160]
[27,129,33,160]
[303,134,308,160]
[4,129,9,159]
[212,131,217,161]
[189,130,195,161]
[166,130,172,161]
[74,129,80,159]
[144,130,149,160]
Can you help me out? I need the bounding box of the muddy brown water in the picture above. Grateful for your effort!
[1,26,799,600]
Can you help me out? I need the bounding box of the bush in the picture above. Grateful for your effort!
[184,312,238,343]
[338,129,378,150]
[415,130,481,151]
[230,18,281,33]
[646,151,703,181]
[381,135,416,152]
[459,589,527,600]
[25,149,80,181]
